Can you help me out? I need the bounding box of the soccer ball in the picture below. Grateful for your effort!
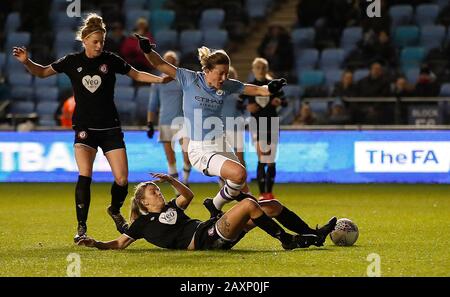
[330,218,359,246]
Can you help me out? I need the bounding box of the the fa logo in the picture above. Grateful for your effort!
[366,0,381,18]
[66,0,81,18]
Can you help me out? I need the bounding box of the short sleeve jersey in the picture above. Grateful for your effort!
[51,51,132,129]
[148,80,184,125]
[175,68,245,141]
[124,199,202,249]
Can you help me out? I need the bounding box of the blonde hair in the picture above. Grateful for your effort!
[76,13,106,41]
[129,181,157,223]
[252,57,272,80]
[198,46,230,70]
[228,66,238,80]
[163,50,179,65]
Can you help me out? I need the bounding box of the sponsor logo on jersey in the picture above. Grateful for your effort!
[255,96,270,108]
[158,208,177,225]
[82,75,102,93]
[77,131,88,140]
[99,64,108,74]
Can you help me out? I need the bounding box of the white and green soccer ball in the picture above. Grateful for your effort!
[330,218,359,246]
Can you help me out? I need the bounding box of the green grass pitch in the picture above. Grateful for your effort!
[0,182,448,277]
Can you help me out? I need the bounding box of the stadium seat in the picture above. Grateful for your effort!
[415,4,439,26]
[124,0,147,9]
[6,32,31,50]
[36,102,59,126]
[199,9,225,31]
[307,100,330,116]
[10,101,35,114]
[5,12,21,32]
[35,87,59,102]
[340,27,362,51]
[439,83,450,97]
[291,28,315,49]
[0,52,5,73]
[154,30,178,53]
[54,31,77,52]
[8,73,33,87]
[389,5,413,27]
[57,74,72,91]
[295,48,319,70]
[135,86,151,121]
[278,103,296,125]
[319,49,345,70]
[147,0,166,10]
[299,70,325,87]
[400,47,425,70]
[353,69,369,82]
[126,10,149,31]
[179,30,203,56]
[420,25,446,52]
[53,12,78,30]
[282,85,302,101]
[245,0,271,19]
[5,55,27,76]
[10,86,34,101]
[203,29,229,49]
[34,75,57,87]
[116,101,137,125]
[116,75,133,87]
[394,26,419,47]
[405,67,420,84]
[151,9,176,34]
[114,87,135,103]
[325,69,343,87]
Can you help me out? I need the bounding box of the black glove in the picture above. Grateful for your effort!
[147,122,154,139]
[134,33,155,54]
[268,78,287,94]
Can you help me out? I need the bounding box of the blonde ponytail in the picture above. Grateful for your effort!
[76,13,106,41]
[197,46,230,70]
[129,181,157,223]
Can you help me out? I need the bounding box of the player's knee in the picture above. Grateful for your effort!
[115,177,128,186]
[233,167,247,185]
[243,198,259,212]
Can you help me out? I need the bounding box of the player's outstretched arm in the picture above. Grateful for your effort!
[12,46,56,78]
[150,173,194,209]
[77,234,134,250]
[243,78,287,97]
[134,34,177,79]
[127,67,173,84]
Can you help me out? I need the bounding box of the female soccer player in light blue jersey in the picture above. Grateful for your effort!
[135,34,286,217]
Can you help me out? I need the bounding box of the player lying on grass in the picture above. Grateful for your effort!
[77,173,336,251]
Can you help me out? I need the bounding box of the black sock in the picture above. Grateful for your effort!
[266,163,276,193]
[275,206,316,235]
[252,213,292,244]
[110,182,128,214]
[257,162,267,194]
[75,175,91,226]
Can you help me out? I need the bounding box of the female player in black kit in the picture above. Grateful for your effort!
[77,173,336,251]
[12,14,171,242]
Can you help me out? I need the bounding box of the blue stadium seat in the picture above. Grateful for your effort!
[34,75,57,87]
[307,100,329,116]
[393,26,419,47]
[0,52,5,73]
[400,47,425,70]
[405,67,420,84]
[8,73,33,86]
[325,69,343,87]
[278,103,296,125]
[291,28,315,49]
[5,12,21,32]
[389,5,413,27]
[11,86,34,101]
[420,25,446,52]
[299,70,325,87]
[319,49,345,70]
[135,86,151,120]
[35,86,59,102]
[199,9,225,31]
[116,75,133,87]
[147,0,166,10]
[36,102,59,126]
[154,30,178,53]
[415,4,439,26]
[57,74,72,90]
[245,0,271,19]
[53,12,78,30]
[353,69,369,82]
[54,31,77,53]
[439,83,450,97]
[124,0,147,9]
[203,29,229,49]
[282,85,302,101]
[116,101,137,125]
[114,87,135,102]
[179,30,203,56]
[151,9,176,34]
[126,10,149,31]
[295,48,319,70]
[5,55,27,76]
[10,101,35,114]
[340,27,362,50]
[6,32,31,50]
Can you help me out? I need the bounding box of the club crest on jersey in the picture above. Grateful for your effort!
[78,131,88,140]
[159,208,177,225]
[99,64,108,74]
[77,67,82,72]
[216,89,224,96]
[208,226,215,236]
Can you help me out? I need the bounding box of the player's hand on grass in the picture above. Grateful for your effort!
[134,34,155,54]
[77,237,96,248]
[12,46,28,64]
[149,172,173,183]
